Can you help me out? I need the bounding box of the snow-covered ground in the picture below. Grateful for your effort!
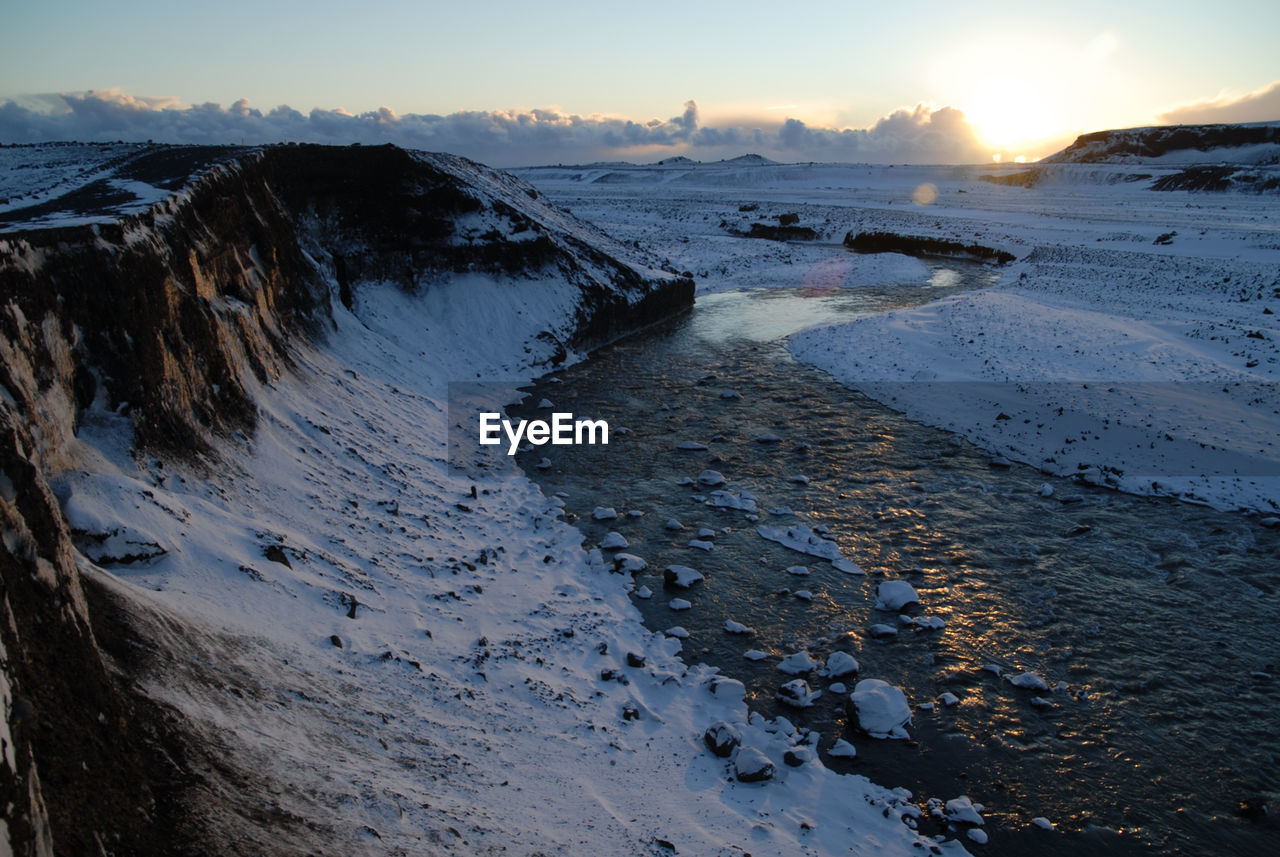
[15,138,1278,853]
[57,273,954,853]
[518,158,1280,513]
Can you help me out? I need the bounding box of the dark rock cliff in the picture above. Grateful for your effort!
[0,143,692,855]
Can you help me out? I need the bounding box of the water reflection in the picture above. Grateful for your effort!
[512,279,1280,857]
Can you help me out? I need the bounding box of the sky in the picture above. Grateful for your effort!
[2,0,1278,166]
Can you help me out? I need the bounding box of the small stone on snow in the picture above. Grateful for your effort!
[733,747,774,782]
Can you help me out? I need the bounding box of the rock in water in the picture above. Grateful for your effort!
[875,579,919,611]
[599,531,629,550]
[824,651,859,678]
[664,565,704,588]
[1009,671,1049,691]
[828,738,857,758]
[849,679,912,739]
[776,678,820,708]
[777,651,820,674]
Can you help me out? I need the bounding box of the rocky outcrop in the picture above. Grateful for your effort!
[844,230,1015,265]
[0,143,692,854]
[1043,123,1280,164]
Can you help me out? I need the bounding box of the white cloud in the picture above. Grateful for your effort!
[0,89,991,166]
[1157,81,1280,126]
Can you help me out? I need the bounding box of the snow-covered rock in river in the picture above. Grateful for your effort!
[944,795,986,825]
[696,469,727,487]
[612,553,647,573]
[593,506,618,521]
[664,565,704,588]
[776,678,821,708]
[823,651,860,678]
[599,531,629,550]
[757,524,846,562]
[724,620,755,635]
[828,739,857,758]
[832,557,866,575]
[705,489,757,512]
[874,580,920,611]
[1010,672,1050,691]
[777,651,821,675]
[849,679,912,739]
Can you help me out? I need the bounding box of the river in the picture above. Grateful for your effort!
[508,265,1280,856]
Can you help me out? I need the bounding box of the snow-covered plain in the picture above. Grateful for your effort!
[517,156,1280,513]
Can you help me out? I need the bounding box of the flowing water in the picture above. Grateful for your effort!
[509,268,1280,856]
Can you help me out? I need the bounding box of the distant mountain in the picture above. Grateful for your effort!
[1043,122,1280,165]
[717,153,777,166]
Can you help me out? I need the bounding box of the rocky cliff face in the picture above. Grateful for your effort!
[0,143,692,855]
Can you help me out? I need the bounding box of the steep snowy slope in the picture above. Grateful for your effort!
[0,143,719,855]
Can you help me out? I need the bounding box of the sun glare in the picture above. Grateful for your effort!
[964,79,1060,151]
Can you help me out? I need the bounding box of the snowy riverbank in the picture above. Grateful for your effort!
[520,158,1280,513]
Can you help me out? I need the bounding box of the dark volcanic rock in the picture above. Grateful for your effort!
[703,721,742,757]
[844,230,1015,265]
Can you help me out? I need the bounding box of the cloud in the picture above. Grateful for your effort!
[1157,81,1280,126]
[0,89,990,166]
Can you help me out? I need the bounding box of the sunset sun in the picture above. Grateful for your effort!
[963,79,1064,154]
